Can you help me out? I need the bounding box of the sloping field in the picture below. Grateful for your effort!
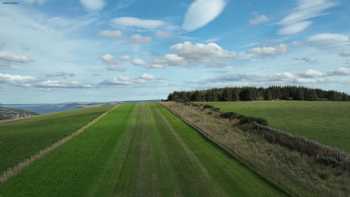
[206,101,350,152]
[0,103,285,197]
[0,106,111,174]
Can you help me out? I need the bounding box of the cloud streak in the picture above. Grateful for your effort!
[112,17,166,29]
[279,0,337,35]
[182,0,227,32]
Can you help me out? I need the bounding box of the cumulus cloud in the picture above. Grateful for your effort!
[0,51,32,64]
[112,17,166,29]
[100,73,156,86]
[152,41,235,68]
[248,44,288,57]
[99,30,122,39]
[249,14,270,25]
[308,33,350,46]
[183,0,227,32]
[101,54,118,65]
[201,67,350,86]
[80,0,105,11]
[171,41,235,62]
[279,0,337,35]
[130,34,152,44]
[0,73,93,89]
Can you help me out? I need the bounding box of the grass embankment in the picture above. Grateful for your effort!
[0,103,285,197]
[0,106,111,174]
[207,101,350,152]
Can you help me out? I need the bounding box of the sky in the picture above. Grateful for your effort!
[0,0,350,104]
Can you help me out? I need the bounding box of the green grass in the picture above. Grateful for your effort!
[0,105,111,174]
[0,103,285,197]
[206,101,350,152]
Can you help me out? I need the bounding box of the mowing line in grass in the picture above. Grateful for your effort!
[0,106,111,174]
[0,104,134,197]
[0,103,286,197]
[156,104,287,197]
[0,105,116,185]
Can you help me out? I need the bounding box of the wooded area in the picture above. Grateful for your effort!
[167,86,350,102]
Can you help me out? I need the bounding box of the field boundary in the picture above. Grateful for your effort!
[0,105,117,185]
[160,103,292,197]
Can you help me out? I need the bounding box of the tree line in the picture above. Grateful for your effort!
[167,86,350,102]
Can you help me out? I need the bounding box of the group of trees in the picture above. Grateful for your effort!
[167,86,350,102]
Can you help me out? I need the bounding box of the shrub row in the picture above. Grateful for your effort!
[183,101,350,170]
[253,123,350,170]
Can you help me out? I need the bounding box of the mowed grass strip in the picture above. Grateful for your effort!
[155,104,286,197]
[0,104,134,197]
[206,101,350,152]
[0,106,111,174]
[0,103,285,197]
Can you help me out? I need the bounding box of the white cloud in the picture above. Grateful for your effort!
[131,58,146,66]
[151,41,236,68]
[248,44,288,57]
[249,14,270,25]
[101,54,118,65]
[0,51,32,64]
[35,80,93,89]
[308,33,350,46]
[202,67,350,86]
[149,64,165,69]
[279,21,312,35]
[100,73,156,86]
[140,73,155,81]
[327,67,350,76]
[0,73,35,85]
[112,17,165,29]
[130,34,152,44]
[25,0,47,5]
[183,0,227,32]
[279,0,337,35]
[298,69,324,78]
[80,0,105,11]
[99,30,122,39]
[171,41,235,61]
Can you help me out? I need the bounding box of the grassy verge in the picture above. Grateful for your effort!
[206,101,350,152]
[0,106,111,174]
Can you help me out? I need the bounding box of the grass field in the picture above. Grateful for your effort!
[206,101,350,152]
[0,106,111,174]
[0,103,285,197]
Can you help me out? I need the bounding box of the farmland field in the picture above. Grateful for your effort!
[0,106,111,174]
[0,103,285,197]
[206,101,350,152]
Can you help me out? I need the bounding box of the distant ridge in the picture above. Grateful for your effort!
[0,107,37,121]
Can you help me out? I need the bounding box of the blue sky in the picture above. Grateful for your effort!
[0,0,350,104]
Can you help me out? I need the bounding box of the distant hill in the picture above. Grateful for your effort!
[0,107,37,121]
